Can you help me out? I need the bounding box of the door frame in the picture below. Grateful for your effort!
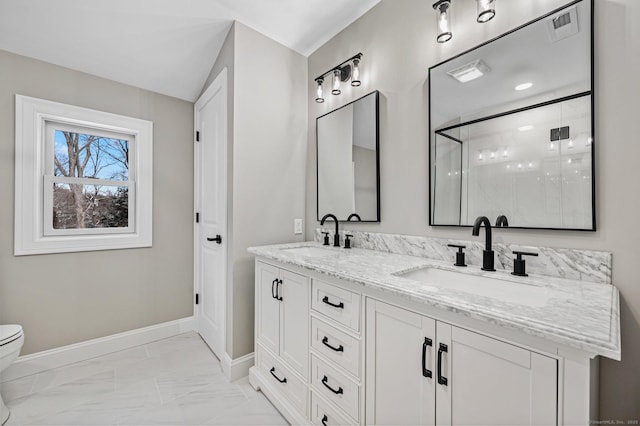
[194,67,228,359]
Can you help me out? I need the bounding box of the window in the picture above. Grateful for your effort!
[15,95,153,255]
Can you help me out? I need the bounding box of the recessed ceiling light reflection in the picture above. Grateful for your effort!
[515,82,533,91]
[518,125,533,132]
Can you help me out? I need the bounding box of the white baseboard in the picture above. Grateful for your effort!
[0,316,195,383]
[221,351,254,382]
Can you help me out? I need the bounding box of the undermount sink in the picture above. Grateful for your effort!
[281,246,338,258]
[396,267,551,307]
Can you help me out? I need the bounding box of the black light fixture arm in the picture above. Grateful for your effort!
[314,53,363,83]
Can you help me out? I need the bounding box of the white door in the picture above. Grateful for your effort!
[435,323,557,426]
[194,68,228,360]
[365,299,436,425]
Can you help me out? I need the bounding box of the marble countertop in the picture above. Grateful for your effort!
[248,241,620,360]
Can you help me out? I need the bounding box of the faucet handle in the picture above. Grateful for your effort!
[321,232,330,246]
[447,244,467,267]
[511,251,538,277]
[344,234,353,249]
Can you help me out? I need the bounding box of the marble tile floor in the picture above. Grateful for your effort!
[0,332,288,425]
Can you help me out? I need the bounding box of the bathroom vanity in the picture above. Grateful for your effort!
[248,235,619,426]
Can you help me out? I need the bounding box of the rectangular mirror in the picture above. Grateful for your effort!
[429,0,594,230]
[317,91,380,222]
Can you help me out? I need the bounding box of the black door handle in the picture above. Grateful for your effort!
[321,375,343,394]
[207,235,222,244]
[321,414,328,426]
[437,343,448,386]
[322,336,344,352]
[271,279,278,299]
[269,367,287,383]
[276,279,283,301]
[322,296,344,309]
[422,337,433,378]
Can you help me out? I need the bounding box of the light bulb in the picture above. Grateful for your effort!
[549,142,555,151]
[332,69,341,95]
[502,149,508,158]
[478,152,483,161]
[315,78,324,103]
[568,139,574,149]
[351,58,361,87]
[490,151,495,159]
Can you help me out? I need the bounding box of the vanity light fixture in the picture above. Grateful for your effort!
[332,69,342,95]
[433,0,453,43]
[433,0,497,43]
[477,0,496,23]
[315,78,325,103]
[351,57,361,86]
[314,53,364,103]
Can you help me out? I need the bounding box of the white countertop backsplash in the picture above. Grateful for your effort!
[314,229,612,285]
[249,233,620,361]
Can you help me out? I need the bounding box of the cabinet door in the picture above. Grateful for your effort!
[366,299,436,425]
[280,269,309,378]
[256,262,281,356]
[435,323,557,426]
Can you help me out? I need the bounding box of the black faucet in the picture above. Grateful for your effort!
[320,213,340,247]
[496,215,509,227]
[347,213,362,222]
[472,216,496,271]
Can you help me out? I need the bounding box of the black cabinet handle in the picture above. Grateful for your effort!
[269,367,287,383]
[276,279,283,301]
[321,415,328,426]
[271,279,278,299]
[322,336,344,352]
[207,234,222,244]
[437,343,448,386]
[422,337,433,378]
[322,296,344,309]
[321,375,343,395]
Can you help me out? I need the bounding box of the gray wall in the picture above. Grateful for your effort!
[231,22,307,358]
[201,22,307,359]
[305,0,640,419]
[0,50,194,355]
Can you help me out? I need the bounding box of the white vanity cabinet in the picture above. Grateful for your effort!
[253,261,310,421]
[249,252,607,426]
[366,299,557,425]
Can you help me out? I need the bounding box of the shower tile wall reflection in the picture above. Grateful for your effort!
[433,96,593,229]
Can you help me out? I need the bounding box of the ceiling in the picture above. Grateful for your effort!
[0,0,380,101]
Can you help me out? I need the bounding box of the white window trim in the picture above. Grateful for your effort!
[15,95,153,255]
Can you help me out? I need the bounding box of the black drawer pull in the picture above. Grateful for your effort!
[322,336,344,352]
[321,375,343,395]
[437,343,448,386]
[271,279,278,299]
[322,296,344,309]
[422,337,433,378]
[269,367,287,384]
[276,279,283,301]
[321,414,328,426]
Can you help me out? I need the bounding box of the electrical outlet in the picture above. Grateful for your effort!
[294,218,303,235]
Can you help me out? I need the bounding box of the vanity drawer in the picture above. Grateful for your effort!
[311,316,360,379]
[312,280,361,332]
[311,355,360,421]
[311,391,356,426]
[257,345,307,417]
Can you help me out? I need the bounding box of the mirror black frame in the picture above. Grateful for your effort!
[316,90,381,223]
[428,0,595,231]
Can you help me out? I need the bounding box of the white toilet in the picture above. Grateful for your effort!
[0,325,24,426]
